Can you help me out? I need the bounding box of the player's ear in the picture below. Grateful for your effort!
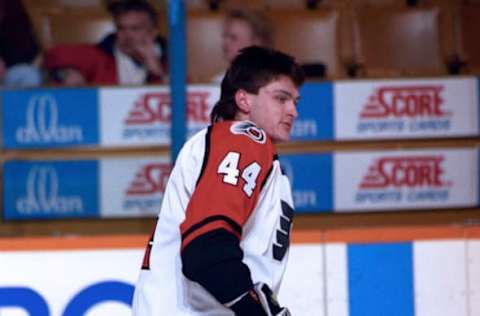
[235,89,252,114]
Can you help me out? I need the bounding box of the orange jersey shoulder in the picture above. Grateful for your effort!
[180,121,276,248]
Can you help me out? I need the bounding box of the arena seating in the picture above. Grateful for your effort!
[350,6,447,77]
[186,11,226,82]
[22,0,480,79]
[455,3,480,74]
[272,8,344,79]
[42,9,113,49]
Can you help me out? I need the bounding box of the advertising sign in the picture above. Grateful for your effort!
[100,156,171,217]
[1,229,478,316]
[3,160,99,220]
[2,88,99,148]
[290,82,334,141]
[333,148,478,211]
[99,85,219,147]
[3,157,173,220]
[0,248,142,316]
[334,77,479,140]
[279,153,333,212]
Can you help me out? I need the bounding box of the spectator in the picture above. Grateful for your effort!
[212,8,273,82]
[0,0,42,88]
[45,0,167,86]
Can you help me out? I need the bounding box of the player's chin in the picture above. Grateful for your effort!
[273,128,292,142]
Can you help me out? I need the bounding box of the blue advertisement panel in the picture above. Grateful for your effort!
[290,82,334,141]
[3,160,99,220]
[279,153,333,213]
[2,88,99,148]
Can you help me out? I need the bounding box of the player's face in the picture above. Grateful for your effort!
[247,76,300,142]
[222,19,260,62]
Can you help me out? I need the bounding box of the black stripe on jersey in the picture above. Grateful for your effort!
[181,215,242,241]
[260,164,273,190]
[260,154,277,190]
[196,125,213,187]
[181,229,254,304]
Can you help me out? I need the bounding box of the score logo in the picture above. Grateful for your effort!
[355,155,452,204]
[125,92,211,125]
[360,85,449,119]
[126,163,172,195]
[0,281,133,316]
[360,156,450,189]
[121,92,211,140]
[356,85,452,134]
[123,163,172,212]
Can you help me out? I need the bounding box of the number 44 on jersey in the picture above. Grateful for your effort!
[217,152,261,198]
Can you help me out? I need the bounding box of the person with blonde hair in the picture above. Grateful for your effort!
[212,8,273,82]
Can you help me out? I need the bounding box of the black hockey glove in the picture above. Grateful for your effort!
[225,282,291,316]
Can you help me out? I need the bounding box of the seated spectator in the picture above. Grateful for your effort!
[0,0,42,88]
[212,8,273,82]
[45,0,167,86]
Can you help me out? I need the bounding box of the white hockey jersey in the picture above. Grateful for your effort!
[132,120,294,315]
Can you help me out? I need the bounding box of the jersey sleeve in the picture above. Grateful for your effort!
[180,121,275,307]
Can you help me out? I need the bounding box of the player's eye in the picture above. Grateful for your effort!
[275,95,288,104]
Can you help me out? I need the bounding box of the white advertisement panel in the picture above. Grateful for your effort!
[1,233,478,316]
[99,85,219,147]
[0,249,143,316]
[334,77,479,140]
[334,148,478,211]
[0,242,322,316]
[100,156,170,218]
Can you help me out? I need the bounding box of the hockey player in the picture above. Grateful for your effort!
[132,46,304,316]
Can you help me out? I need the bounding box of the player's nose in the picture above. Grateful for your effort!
[287,100,298,119]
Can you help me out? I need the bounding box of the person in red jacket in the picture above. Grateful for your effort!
[45,0,167,86]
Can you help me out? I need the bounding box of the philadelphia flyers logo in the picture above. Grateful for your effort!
[230,121,266,144]
[273,201,294,261]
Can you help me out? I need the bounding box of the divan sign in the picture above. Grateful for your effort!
[2,88,99,148]
[16,94,83,144]
[3,160,99,220]
[16,166,84,215]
